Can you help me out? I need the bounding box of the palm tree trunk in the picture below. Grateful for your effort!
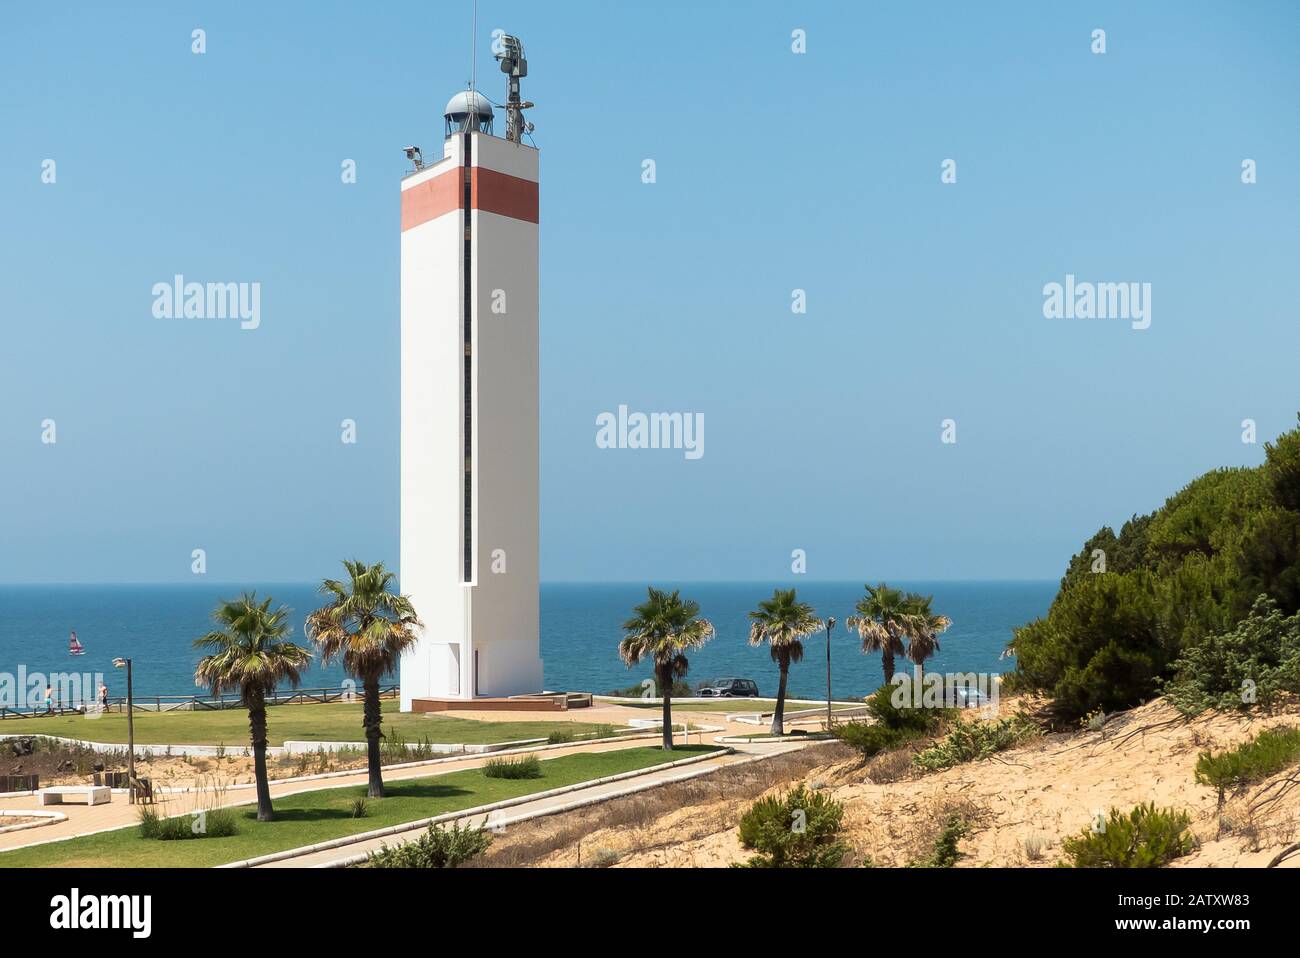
[247,688,274,822]
[363,673,385,798]
[882,646,896,686]
[658,664,673,751]
[771,655,789,736]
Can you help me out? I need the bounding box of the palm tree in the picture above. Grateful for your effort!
[845,583,917,686]
[748,588,822,736]
[305,560,421,798]
[618,587,714,750]
[902,592,952,677]
[193,593,312,822]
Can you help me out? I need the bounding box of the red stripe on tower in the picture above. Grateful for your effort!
[471,168,539,224]
[401,167,538,232]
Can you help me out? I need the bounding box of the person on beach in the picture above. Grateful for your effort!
[99,683,109,711]
[44,685,54,714]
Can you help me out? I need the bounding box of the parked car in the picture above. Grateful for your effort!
[695,678,760,698]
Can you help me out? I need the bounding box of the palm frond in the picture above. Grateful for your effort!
[618,586,713,673]
[305,561,423,681]
[193,592,312,700]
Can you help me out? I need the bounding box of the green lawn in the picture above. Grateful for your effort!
[0,745,720,868]
[600,698,860,714]
[4,700,614,747]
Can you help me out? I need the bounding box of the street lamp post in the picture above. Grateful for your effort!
[113,657,135,805]
[825,617,836,730]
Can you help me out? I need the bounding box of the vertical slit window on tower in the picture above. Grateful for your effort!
[462,134,473,582]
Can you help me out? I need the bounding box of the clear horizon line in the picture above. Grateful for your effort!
[0,577,1059,587]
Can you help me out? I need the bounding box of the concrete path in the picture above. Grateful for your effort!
[0,700,827,858]
[258,739,805,868]
[0,720,769,855]
[0,734,696,853]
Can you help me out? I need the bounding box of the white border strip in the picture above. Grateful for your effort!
[0,810,67,835]
[317,746,805,868]
[217,747,732,869]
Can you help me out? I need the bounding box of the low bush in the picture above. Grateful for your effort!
[830,721,906,758]
[380,727,436,764]
[587,846,620,868]
[483,754,542,779]
[138,805,239,841]
[367,823,492,868]
[734,784,848,868]
[1194,727,1300,801]
[908,813,966,868]
[829,683,951,759]
[866,684,943,734]
[607,678,693,698]
[546,730,575,744]
[1060,803,1194,868]
[350,797,370,819]
[1164,597,1300,715]
[913,716,1038,772]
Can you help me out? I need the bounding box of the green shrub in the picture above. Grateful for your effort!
[1164,597,1300,715]
[1011,570,1172,722]
[829,683,950,759]
[913,716,1037,772]
[546,729,575,744]
[908,814,967,868]
[866,684,941,733]
[137,806,159,838]
[734,784,848,868]
[1009,420,1300,723]
[587,846,620,868]
[830,721,906,758]
[1194,727,1300,800]
[1060,803,1194,868]
[483,754,542,779]
[377,727,437,764]
[138,806,238,841]
[607,678,693,698]
[367,822,492,868]
[350,797,370,819]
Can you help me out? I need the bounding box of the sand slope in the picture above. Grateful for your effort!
[530,697,1300,868]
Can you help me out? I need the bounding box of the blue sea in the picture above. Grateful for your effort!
[0,581,1054,703]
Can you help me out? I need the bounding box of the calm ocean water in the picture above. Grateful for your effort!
[0,581,1054,703]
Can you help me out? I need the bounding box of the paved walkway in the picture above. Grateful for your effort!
[262,741,804,867]
[0,701,825,857]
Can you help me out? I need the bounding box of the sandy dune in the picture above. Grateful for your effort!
[518,696,1300,868]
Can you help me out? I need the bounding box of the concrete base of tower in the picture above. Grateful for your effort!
[409,692,593,713]
[399,639,544,711]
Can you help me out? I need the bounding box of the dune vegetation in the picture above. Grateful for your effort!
[1008,419,1300,722]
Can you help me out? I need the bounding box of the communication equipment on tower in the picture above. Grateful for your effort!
[494,34,534,144]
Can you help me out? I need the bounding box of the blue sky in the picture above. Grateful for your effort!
[1,1,1297,584]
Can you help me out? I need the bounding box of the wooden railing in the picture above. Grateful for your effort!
[0,685,399,720]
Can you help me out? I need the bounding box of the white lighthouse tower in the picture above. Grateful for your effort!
[399,37,543,709]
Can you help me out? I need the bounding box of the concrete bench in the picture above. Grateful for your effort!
[40,786,111,807]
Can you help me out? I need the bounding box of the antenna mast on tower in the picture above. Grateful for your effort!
[469,0,477,96]
[495,34,533,144]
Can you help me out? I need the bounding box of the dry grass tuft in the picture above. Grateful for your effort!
[474,742,854,867]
